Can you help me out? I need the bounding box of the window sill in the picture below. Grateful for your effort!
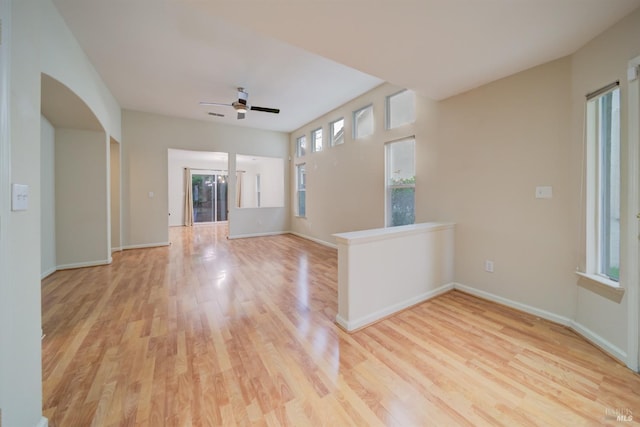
[576,271,625,303]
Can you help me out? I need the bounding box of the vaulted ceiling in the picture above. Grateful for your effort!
[52,0,640,132]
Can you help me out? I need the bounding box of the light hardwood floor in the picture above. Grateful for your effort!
[42,224,640,426]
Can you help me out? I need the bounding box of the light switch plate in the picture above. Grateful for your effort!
[11,184,29,211]
[535,186,553,199]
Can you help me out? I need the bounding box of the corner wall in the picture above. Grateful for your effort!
[2,0,122,424]
[3,1,47,425]
[570,7,640,363]
[289,83,440,245]
[55,129,109,268]
[433,57,576,320]
[122,110,290,247]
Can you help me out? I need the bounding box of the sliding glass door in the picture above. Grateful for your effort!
[192,172,228,223]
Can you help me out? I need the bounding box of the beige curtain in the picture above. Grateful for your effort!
[236,171,244,208]
[184,168,193,226]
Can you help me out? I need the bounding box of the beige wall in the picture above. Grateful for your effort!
[290,9,640,363]
[122,110,290,247]
[570,7,640,359]
[289,83,439,245]
[434,57,576,318]
[55,129,110,267]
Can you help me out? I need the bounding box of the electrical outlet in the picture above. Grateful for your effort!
[485,260,494,273]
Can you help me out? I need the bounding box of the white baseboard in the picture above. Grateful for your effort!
[335,314,350,331]
[453,282,627,364]
[36,416,48,427]
[228,231,288,240]
[40,267,56,280]
[569,320,627,363]
[453,283,571,326]
[111,246,122,252]
[121,242,170,250]
[337,283,455,331]
[288,231,337,249]
[56,257,112,271]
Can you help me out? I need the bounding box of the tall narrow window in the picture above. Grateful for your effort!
[296,135,307,158]
[330,118,344,146]
[311,127,323,152]
[586,85,620,282]
[386,138,415,227]
[386,89,416,129]
[296,163,306,217]
[353,105,374,139]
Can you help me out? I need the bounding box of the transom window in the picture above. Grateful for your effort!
[330,118,344,146]
[296,135,307,158]
[386,89,416,130]
[311,127,323,152]
[353,105,374,139]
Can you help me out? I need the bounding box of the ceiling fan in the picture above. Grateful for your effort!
[200,87,280,120]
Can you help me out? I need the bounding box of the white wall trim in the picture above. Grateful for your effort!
[40,267,56,280]
[35,416,49,427]
[625,54,640,372]
[111,246,122,253]
[228,231,288,240]
[569,319,627,364]
[336,283,454,331]
[453,283,572,326]
[453,283,627,364]
[288,231,337,249]
[56,258,112,271]
[121,242,170,250]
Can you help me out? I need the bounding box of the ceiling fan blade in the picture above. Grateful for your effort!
[208,112,224,117]
[200,101,231,107]
[250,106,280,114]
[237,111,245,120]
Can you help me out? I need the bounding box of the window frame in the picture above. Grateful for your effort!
[295,163,306,218]
[585,85,621,285]
[353,104,374,139]
[330,117,345,146]
[385,137,416,227]
[311,127,323,152]
[385,89,416,130]
[296,135,307,158]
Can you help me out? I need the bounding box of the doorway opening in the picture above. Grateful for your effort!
[167,149,229,227]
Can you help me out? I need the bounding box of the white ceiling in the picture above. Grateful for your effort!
[52,0,640,133]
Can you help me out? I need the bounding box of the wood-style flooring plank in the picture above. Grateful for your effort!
[42,224,640,426]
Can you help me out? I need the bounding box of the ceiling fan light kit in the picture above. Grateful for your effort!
[200,87,279,120]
